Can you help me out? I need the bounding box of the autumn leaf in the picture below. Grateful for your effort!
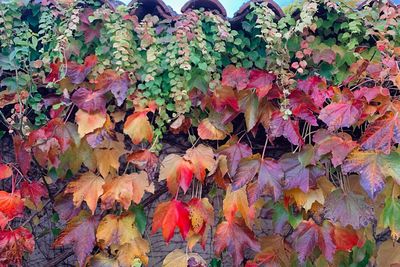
[232,154,261,191]
[291,220,335,263]
[45,60,62,83]
[376,240,400,267]
[0,191,24,229]
[324,189,374,229]
[332,225,364,251]
[285,188,325,212]
[162,249,206,267]
[89,253,119,267]
[288,89,319,126]
[187,198,214,250]
[54,194,81,222]
[360,112,400,154]
[13,135,32,175]
[96,212,150,265]
[246,69,276,100]
[269,111,304,146]
[101,171,154,210]
[170,115,192,134]
[20,181,48,208]
[214,218,260,267]
[219,142,252,177]
[319,98,363,131]
[152,199,190,243]
[127,149,158,176]
[95,70,129,106]
[66,54,97,84]
[221,65,249,90]
[184,144,216,182]
[198,118,231,140]
[297,76,332,108]
[313,129,357,167]
[65,172,104,214]
[71,87,107,113]
[123,112,153,145]
[211,85,239,112]
[53,210,99,266]
[380,197,400,240]
[246,235,292,267]
[94,145,125,178]
[223,185,254,228]
[0,227,34,266]
[0,164,12,180]
[159,154,194,195]
[75,109,107,138]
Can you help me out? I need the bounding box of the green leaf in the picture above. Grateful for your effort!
[380,197,400,239]
[130,205,147,235]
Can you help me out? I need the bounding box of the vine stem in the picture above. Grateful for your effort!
[261,136,268,159]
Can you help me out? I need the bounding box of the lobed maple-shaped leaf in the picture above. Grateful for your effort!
[96,212,150,265]
[0,164,12,180]
[214,218,260,267]
[75,110,107,138]
[66,54,97,84]
[360,112,400,154]
[65,172,104,214]
[127,149,158,176]
[285,188,325,212]
[221,65,249,90]
[162,249,206,267]
[20,181,47,208]
[94,144,125,178]
[123,112,153,145]
[380,197,400,240]
[53,210,99,266]
[219,142,252,178]
[223,185,255,228]
[269,111,304,146]
[211,85,239,112]
[0,227,34,266]
[297,76,333,108]
[354,86,390,103]
[71,87,107,113]
[313,129,357,167]
[79,8,102,44]
[324,189,374,229]
[101,171,154,210]
[184,144,216,183]
[246,70,276,100]
[187,198,214,250]
[232,154,261,191]
[13,135,32,175]
[291,220,335,263]
[159,154,194,195]
[152,199,190,243]
[54,194,81,222]
[288,90,319,126]
[332,225,364,251]
[95,70,129,106]
[0,191,24,229]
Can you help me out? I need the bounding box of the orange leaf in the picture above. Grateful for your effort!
[75,109,106,138]
[0,164,12,180]
[159,154,194,195]
[187,198,214,250]
[198,118,230,140]
[101,171,154,210]
[223,185,254,229]
[0,191,24,229]
[93,146,125,178]
[123,112,153,144]
[184,144,216,182]
[64,172,105,214]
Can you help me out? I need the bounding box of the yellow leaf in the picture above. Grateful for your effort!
[184,144,216,182]
[223,185,254,228]
[285,188,325,212]
[75,109,106,138]
[64,171,104,214]
[94,147,124,178]
[123,112,153,144]
[162,249,206,267]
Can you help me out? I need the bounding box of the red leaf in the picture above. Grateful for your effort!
[0,164,12,180]
[71,87,107,113]
[211,85,239,112]
[269,111,304,146]
[45,61,61,83]
[79,8,101,44]
[288,90,319,126]
[95,70,129,106]
[291,220,335,263]
[0,191,24,229]
[232,155,261,191]
[20,181,48,208]
[354,86,390,103]
[214,218,260,267]
[66,55,97,84]
[152,200,190,243]
[219,142,252,178]
[246,70,276,100]
[332,225,364,251]
[221,65,249,90]
[297,76,333,108]
[319,99,363,131]
[127,149,158,176]
[159,154,194,195]
[313,129,357,167]
[0,227,35,266]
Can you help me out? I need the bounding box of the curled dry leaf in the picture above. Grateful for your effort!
[162,249,206,267]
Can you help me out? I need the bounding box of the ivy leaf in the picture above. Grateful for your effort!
[101,171,154,210]
[94,145,124,178]
[66,55,97,84]
[380,197,400,240]
[211,85,239,112]
[198,118,231,140]
[291,220,335,263]
[184,144,216,183]
[246,235,292,267]
[232,154,261,191]
[223,185,254,228]
[288,90,319,126]
[332,225,364,252]
[324,189,374,229]
[0,191,24,229]
[75,110,107,138]
[162,249,206,267]
[269,111,304,146]
[127,149,158,177]
[221,65,249,90]
[219,142,252,177]
[64,171,105,214]
[53,210,99,266]
[360,112,400,155]
[187,198,214,250]
[313,129,357,167]
[13,135,32,175]
[71,87,107,113]
[45,61,62,83]
[0,164,12,180]
[0,227,34,266]
[297,76,333,108]
[95,70,129,106]
[20,181,48,208]
[159,154,194,195]
[214,218,260,266]
[123,112,153,145]
[246,70,276,100]
[152,200,190,243]
[241,92,259,132]
[319,98,363,131]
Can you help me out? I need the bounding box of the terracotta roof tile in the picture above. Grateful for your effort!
[181,0,227,16]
